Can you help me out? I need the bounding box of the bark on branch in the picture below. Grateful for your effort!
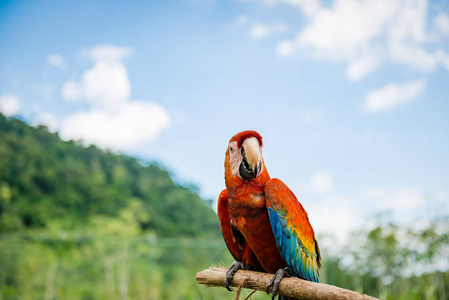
[196,267,380,300]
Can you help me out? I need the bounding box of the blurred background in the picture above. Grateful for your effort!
[1,0,448,299]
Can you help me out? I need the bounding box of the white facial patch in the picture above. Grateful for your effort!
[228,141,242,178]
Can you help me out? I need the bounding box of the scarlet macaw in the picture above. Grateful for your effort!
[218,130,321,299]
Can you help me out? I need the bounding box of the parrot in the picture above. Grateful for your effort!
[218,130,321,299]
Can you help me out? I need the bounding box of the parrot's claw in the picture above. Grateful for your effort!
[225,261,251,291]
[266,267,292,299]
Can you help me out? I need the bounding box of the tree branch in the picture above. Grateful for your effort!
[196,267,380,300]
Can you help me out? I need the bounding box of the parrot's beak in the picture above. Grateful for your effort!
[239,137,261,180]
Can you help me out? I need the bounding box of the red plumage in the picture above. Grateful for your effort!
[218,130,321,290]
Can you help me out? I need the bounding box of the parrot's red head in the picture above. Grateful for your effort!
[226,130,265,181]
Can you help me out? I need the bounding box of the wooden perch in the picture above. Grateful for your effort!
[196,267,380,300]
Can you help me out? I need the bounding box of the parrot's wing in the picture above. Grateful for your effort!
[265,178,321,282]
[217,189,245,261]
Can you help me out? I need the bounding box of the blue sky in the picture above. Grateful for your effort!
[1,0,448,242]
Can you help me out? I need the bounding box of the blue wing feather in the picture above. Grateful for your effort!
[268,207,319,282]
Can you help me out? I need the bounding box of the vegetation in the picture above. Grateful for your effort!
[321,216,449,300]
[0,114,218,237]
[0,113,448,299]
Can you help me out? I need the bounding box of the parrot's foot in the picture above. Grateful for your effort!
[266,267,292,300]
[225,261,251,291]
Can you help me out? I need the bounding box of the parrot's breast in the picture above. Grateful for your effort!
[228,193,286,273]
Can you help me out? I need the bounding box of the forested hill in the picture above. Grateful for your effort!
[0,113,220,238]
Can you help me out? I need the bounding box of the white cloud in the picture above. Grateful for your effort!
[435,13,449,36]
[297,169,334,194]
[47,54,67,70]
[0,93,59,131]
[250,23,287,39]
[276,40,296,56]
[30,111,59,132]
[358,186,447,222]
[234,14,287,41]
[251,0,322,17]
[388,41,440,72]
[298,183,448,246]
[0,94,20,116]
[265,0,449,80]
[58,45,171,150]
[297,0,392,60]
[311,170,333,193]
[436,49,449,69]
[60,101,170,150]
[375,187,426,212]
[62,60,131,107]
[364,79,426,113]
[346,54,379,81]
[235,14,250,26]
[307,201,358,246]
[62,45,133,108]
[86,45,133,63]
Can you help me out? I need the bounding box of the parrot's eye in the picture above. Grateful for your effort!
[229,146,234,152]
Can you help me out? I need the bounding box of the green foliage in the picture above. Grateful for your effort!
[0,113,227,298]
[321,216,449,299]
[0,234,235,300]
[0,113,219,238]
